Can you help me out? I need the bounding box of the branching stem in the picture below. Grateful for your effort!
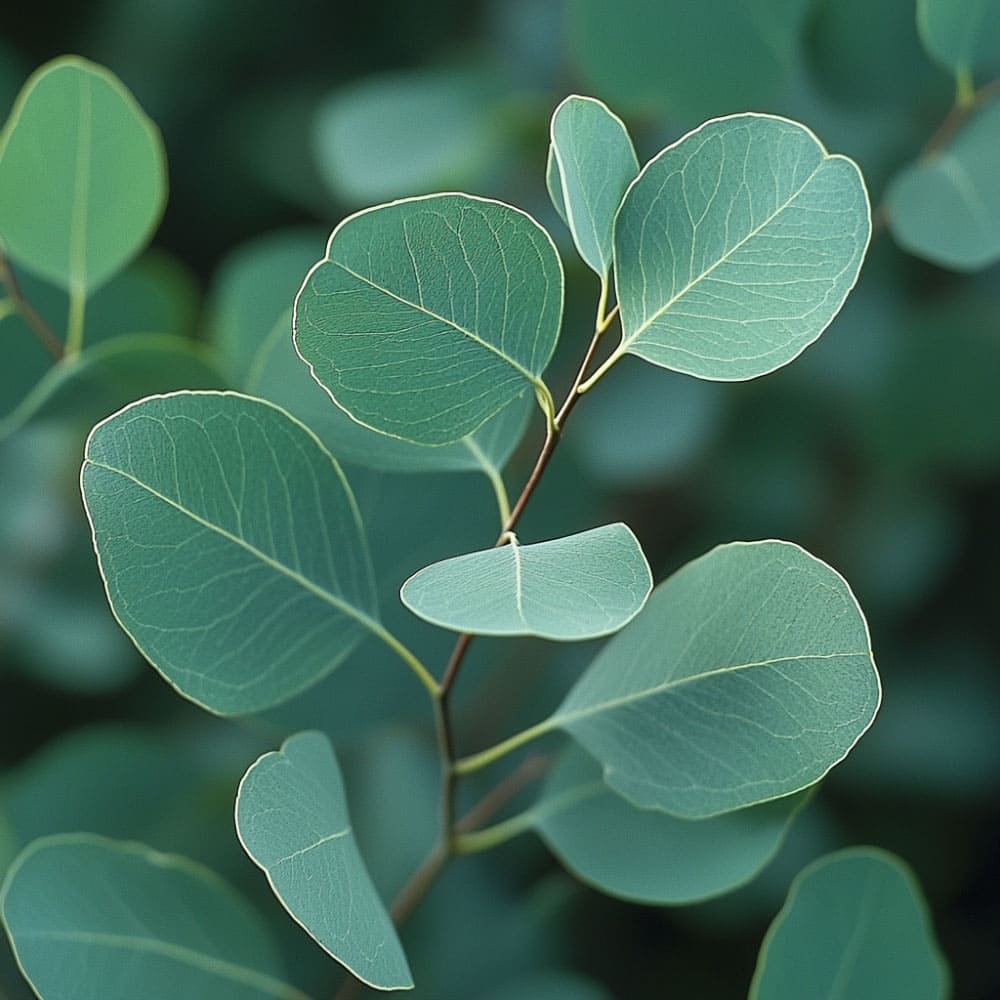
[0,251,64,360]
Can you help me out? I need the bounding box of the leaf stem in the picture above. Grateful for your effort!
[65,283,86,356]
[0,298,15,322]
[366,619,440,697]
[453,809,536,854]
[956,67,975,110]
[463,435,512,528]
[0,251,64,360]
[453,718,554,775]
[576,341,623,395]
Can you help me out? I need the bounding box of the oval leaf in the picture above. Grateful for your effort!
[611,114,869,381]
[0,56,166,293]
[293,193,563,445]
[81,391,378,715]
[885,100,1000,271]
[1,834,312,1000]
[552,540,880,818]
[400,523,652,640]
[749,848,950,1000]
[532,747,807,905]
[236,732,412,991]
[547,95,638,278]
[917,0,1000,76]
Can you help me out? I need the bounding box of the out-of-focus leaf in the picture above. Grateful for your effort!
[917,0,1000,77]
[1,834,312,1000]
[749,848,950,1000]
[236,732,412,990]
[0,57,165,294]
[886,100,1000,270]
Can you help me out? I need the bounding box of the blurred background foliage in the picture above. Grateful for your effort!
[0,1,997,997]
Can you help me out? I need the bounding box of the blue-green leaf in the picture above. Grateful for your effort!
[0,57,166,294]
[400,523,651,640]
[551,540,880,818]
[81,391,379,715]
[294,193,563,444]
[750,848,950,1000]
[546,95,638,279]
[236,732,412,991]
[608,115,869,382]
[917,0,1000,77]
[1,834,312,1000]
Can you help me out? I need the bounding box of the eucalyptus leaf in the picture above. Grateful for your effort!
[81,391,380,715]
[0,56,166,294]
[885,100,1000,270]
[608,114,869,382]
[550,540,880,818]
[917,0,1000,77]
[1,834,312,1000]
[749,848,950,1000]
[236,731,412,991]
[400,523,651,640]
[546,95,638,279]
[294,193,563,444]
[248,309,533,476]
[532,747,807,905]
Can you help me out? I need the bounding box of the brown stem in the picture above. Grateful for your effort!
[454,754,550,836]
[0,252,64,361]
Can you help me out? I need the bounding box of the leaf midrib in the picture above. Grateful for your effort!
[85,458,381,638]
[555,650,869,727]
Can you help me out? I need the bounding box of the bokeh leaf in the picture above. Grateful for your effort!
[609,114,870,382]
[551,540,880,818]
[885,100,1000,270]
[546,95,638,279]
[917,0,1000,77]
[749,848,950,1000]
[1,833,312,1000]
[236,731,412,991]
[400,523,652,639]
[0,56,166,294]
[81,391,379,715]
[294,193,563,444]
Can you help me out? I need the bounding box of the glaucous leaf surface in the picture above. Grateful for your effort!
[532,747,807,905]
[0,834,312,1000]
[609,115,869,382]
[749,848,950,1000]
[249,310,533,476]
[886,101,1000,270]
[81,391,378,715]
[0,57,165,293]
[294,193,563,444]
[400,523,652,640]
[236,732,412,991]
[551,540,880,818]
[917,0,1000,76]
[545,95,638,279]
[0,333,223,439]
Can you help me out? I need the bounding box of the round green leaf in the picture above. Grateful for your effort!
[551,540,881,819]
[81,391,378,715]
[546,95,638,279]
[611,114,870,382]
[885,100,1000,271]
[917,0,1000,76]
[400,523,652,640]
[749,848,950,1000]
[236,732,412,991]
[532,747,807,905]
[0,56,166,294]
[293,193,563,445]
[1,834,312,1000]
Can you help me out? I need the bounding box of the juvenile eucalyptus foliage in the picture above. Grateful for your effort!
[0,52,958,1000]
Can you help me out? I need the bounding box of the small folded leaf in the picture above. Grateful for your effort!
[400,523,652,640]
[749,848,950,1000]
[236,732,412,991]
[294,193,563,445]
[0,56,166,294]
[1,833,311,1000]
[546,95,638,278]
[917,0,1000,77]
[612,114,869,381]
[552,540,880,818]
[885,100,1000,270]
[532,747,807,905]
[81,391,378,715]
